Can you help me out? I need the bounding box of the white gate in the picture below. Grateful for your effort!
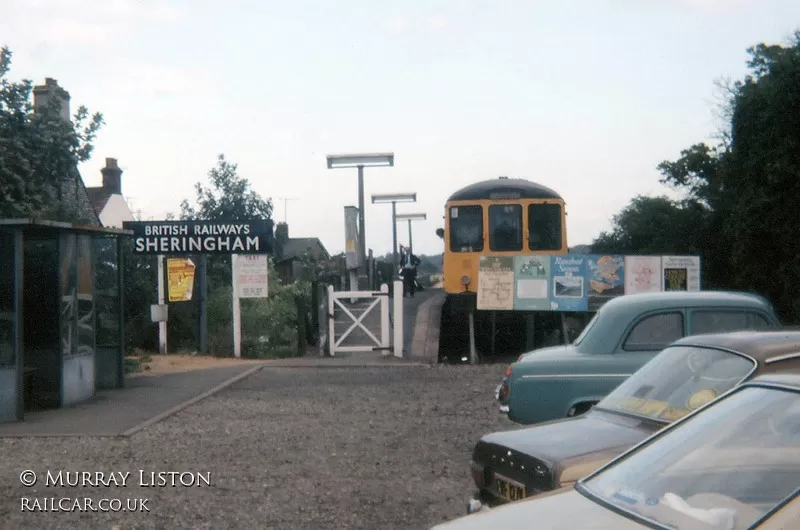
[327,282,403,357]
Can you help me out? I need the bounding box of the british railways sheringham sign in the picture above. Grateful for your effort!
[123,219,274,255]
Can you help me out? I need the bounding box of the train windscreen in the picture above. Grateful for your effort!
[529,203,562,251]
[488,204,523,251]
[449,205,483,252]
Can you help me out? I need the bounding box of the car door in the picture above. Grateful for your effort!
[611,310,686,374]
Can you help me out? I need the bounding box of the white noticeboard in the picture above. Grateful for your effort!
[236,254,269,298]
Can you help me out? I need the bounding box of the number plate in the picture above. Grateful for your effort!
[491,473,527,502]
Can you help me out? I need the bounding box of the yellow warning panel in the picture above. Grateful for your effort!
[167,258,196,302]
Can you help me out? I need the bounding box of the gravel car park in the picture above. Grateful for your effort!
[0,364,508,529]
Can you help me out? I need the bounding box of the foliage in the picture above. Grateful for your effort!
[166,154,311,357]
[593,31,800,321]
[0,46,104,220]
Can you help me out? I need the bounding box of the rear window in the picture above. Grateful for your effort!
[598,345,755,422]
[488,204,522,251]
[449,205,483,252]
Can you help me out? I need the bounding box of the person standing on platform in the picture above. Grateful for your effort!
[400,246,420,297]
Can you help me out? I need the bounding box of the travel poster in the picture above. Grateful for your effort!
[551,254,588,311]
[513,256,551,310]
[477,256,514,310]
[586,254,625,311]
[624,256,662,294]
[662,256,701,291]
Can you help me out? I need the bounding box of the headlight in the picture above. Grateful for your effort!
[461,275,470,286]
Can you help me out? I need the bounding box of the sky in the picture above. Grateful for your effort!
[2,0,799,256]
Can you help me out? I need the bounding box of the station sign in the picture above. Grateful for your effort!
[123,219,274,256]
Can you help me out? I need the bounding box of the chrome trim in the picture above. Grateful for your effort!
[765,352,800,364]
[521,373,634,380]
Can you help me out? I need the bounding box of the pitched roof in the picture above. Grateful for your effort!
[280,237,330,262]
[85,186,113,215]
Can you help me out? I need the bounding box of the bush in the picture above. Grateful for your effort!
[205,263,312,359]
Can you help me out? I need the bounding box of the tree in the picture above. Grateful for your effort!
[0,46,104,220]
[604,32,800,321]
[591,195,719,275]
[180,154,272,221]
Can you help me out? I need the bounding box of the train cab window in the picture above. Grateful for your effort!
[529,203,562,251]
[449,205,483,252]
[488,204,523,252]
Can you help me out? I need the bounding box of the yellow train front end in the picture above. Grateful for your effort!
[438,177,568,361]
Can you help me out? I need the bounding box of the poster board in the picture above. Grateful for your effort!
[476,254,701,311]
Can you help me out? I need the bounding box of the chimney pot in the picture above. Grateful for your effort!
[33,78,71,123]
[101,158,123,195]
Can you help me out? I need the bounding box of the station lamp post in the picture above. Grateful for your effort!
[371,192,417,273]
[326,153,394,288]
[395,212,427,255]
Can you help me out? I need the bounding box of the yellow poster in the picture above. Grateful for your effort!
[167,258,196,302]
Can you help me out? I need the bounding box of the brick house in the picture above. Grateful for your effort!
[32,79,133,228]
[274,222,331,283]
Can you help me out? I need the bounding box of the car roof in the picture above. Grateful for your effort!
[743,372,800,390]
[670,331,800,361]
[602,290,773,310]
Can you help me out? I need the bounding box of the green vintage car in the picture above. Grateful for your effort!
[497,291,780,425]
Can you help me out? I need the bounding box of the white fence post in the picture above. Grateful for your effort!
[327,284,335,357]
[380,283,390,354]
[393,280,403,358]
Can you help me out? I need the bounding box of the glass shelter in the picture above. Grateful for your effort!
[0,220,129,423]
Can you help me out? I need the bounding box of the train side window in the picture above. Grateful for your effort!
[449,205,484,252]
[488,204,522,252]
[529,203,562,251]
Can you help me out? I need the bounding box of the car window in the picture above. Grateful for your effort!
[750,313,773,329]
[597,346,755,422]
[623,313,684,351]
[582,386,800,530]
[691,310,773,334]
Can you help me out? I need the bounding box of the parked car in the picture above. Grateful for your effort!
[497,291,780,425]
[435,372,800,529]
[469,330,800,513]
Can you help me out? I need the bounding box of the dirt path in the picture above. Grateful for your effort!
[127,353,262,377]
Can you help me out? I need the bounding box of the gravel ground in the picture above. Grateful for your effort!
[1,364,516,530]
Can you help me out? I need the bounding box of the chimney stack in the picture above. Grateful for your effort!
[276,222,289,241]
[101,158,123,195]
[33,78,71,123]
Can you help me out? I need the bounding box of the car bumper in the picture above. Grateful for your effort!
[495,384,509,413]
[467,491,500,515]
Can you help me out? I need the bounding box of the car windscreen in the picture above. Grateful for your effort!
[581,385,800,530]
[596,346,754,423]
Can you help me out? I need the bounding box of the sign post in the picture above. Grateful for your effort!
[231,254,242,358]
[122,219,275,358]
[156,255,167,354]
[232,254,270,357]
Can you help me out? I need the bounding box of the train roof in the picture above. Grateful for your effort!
[447,177,563,202]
